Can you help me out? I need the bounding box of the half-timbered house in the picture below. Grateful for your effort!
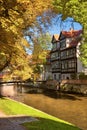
[50,29,86,81]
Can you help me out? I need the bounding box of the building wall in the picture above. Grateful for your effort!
[61,73,71,80]
[52,73,61,81]
[77,58,83,73]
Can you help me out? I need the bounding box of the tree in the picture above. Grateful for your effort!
[31,33,51,80]
[0,0,53,80]
[32,33,51,63]
[53,0,87,65]
[80,43,87,65]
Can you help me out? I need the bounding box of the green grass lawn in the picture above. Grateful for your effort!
[0,97,80,130]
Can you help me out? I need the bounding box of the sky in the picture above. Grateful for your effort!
[49,15,83,35]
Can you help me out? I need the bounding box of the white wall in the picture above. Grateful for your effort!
[61,74,71,80]
[52,73,61,81]
[1,84,16,96]
[77,58,84,73]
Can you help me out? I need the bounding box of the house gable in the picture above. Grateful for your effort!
[59,32,66,41]
[51,34,59,43]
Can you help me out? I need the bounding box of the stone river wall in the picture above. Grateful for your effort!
[60,80,87,95]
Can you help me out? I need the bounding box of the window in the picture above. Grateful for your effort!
[51,53,55,60]
[60,39,66,49]
[68,48,76,57]
[68,60,72,68]
[61,60,76,70]
[59,74,61,80]
[51,52,60,60]
[71,59,76,68]
[52,43,57,50]
[63,75,65,79]
[54,74,56,80]
[68,59,76,68]
[66,38,72,47]
[61,51,66,58]
[55,52,60,58]
[61,48,76,59]
[55,61,60,68]
[57,42,60,49]
[61,61,67,69]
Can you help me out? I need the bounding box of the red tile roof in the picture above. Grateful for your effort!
[70,40,78,47]
[62,29,82,37]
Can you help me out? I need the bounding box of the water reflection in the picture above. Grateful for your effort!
[43,89,80,100]
[14,87,84,118]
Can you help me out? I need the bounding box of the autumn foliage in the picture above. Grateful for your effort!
[0,0,53,80]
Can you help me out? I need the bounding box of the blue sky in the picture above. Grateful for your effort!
[49,15,82,35]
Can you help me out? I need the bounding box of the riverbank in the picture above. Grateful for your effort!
[0,97,80,130]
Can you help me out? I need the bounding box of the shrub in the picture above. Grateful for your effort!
[70,73,77,79]
[79,72,87,79]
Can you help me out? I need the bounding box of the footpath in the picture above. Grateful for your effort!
[0,111,37,130]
